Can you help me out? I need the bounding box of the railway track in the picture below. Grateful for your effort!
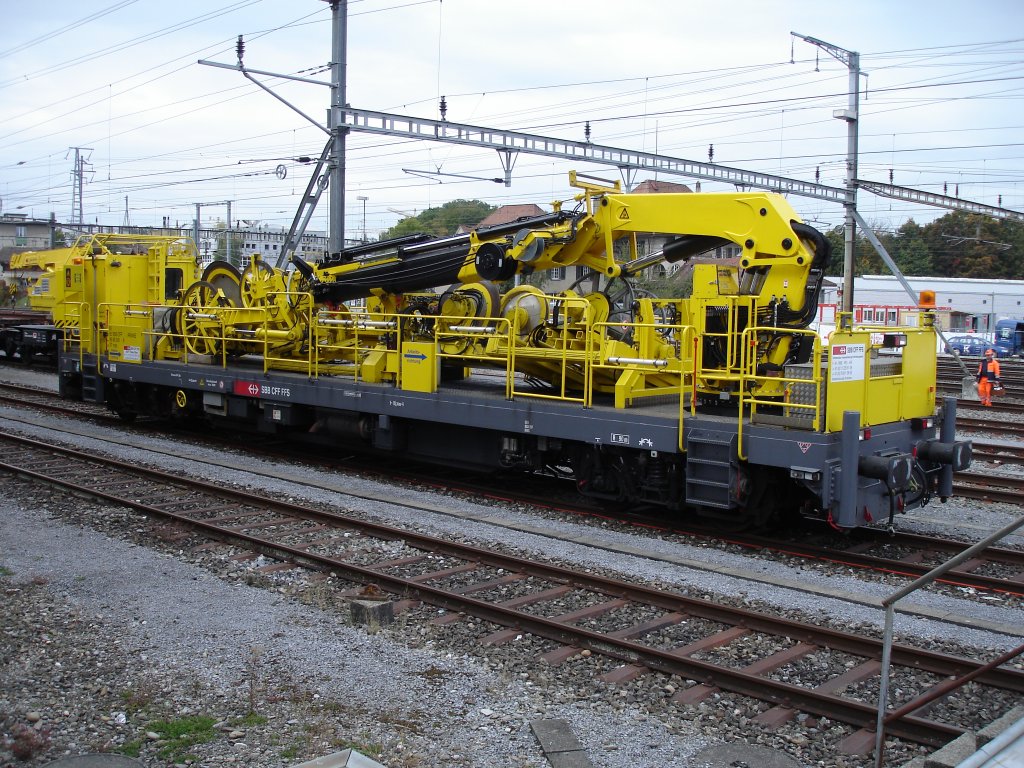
[0,381,110,417]
[936,359,1024,411]
[938,358,1024,386]
[820,528,1024,595]
[957,417,1024,440]
[1,429,1021,756]
[942,394,1024,414]
[954,471,1024,505]
[4,379,1024,597]
[970,439,1024,465]
[654,525,1024,598]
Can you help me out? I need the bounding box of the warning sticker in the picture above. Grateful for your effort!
[830,343,865,383]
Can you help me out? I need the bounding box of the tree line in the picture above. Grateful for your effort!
[823,210,1024,279]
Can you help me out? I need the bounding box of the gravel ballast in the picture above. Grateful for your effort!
[1,490,712,767]
[2,367,1021,768]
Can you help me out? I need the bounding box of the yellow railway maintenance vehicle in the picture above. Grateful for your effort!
[3,233,197,363]
[53,174,970,530]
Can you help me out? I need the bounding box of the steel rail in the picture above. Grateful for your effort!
[4,384,1023,591]
[720,530,1024,597]
[3,431,1022,747]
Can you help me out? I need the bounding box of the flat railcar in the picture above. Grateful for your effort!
[0,308,60,364]
[48,179,971,530]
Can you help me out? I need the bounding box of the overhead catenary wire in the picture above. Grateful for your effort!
[0,0,143,59]
[3,4,1022,227]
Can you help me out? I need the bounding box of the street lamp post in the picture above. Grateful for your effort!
[357,195,368,242]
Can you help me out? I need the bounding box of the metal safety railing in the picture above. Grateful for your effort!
[590,319,695,450]
[873,513,1024,766]
[56,302,91,370]
[75,295,827,451]
[737,327,824,459]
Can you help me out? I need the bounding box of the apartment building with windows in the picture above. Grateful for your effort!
[0,214,56,271]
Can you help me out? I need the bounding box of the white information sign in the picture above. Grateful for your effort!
[830,343,865,383]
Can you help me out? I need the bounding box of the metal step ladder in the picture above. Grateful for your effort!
[685,431,738,509]
[78,369,103,404]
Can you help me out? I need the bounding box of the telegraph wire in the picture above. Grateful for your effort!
[0,5,332,145]
[0,0,268,91]
[512,74,1024,133]
[6,10,1023,224]
[0,0,142,59]
[5,21,1016,162]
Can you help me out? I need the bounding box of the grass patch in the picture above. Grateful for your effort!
[148,715,217,760]
[333,738,383,758]
[0,565,12,577]
[119,684,157,714]
[118,739,144,757]
[234,712,268,728]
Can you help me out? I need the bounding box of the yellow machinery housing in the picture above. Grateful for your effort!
[34,233,199,353]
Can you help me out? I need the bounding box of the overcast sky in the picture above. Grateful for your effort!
[2,0,1023,241]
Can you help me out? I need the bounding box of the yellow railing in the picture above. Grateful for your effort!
[434,316,515,397]
[736,327,823,460]
[591,320,695,450]
[55,302,91,370]
[90,297,705,446]
[71,297,942,466]
[507,293,593,405]
[691,299,752,391]
[311,306,516,388]
[314,306,396,381]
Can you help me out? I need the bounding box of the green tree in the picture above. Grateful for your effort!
[214,232,244,266]
[918,210,1024,279]
[890,219,932,276]
[856,222,893,276]
[823,226,845,276]
[634,270,693,299]
[920,211,963,277]
[382,199,496,240]
[998,218,1024,279]
[895,237,932,276]
[823,225,881,277]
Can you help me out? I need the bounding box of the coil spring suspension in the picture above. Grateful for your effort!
[646,454,667,491]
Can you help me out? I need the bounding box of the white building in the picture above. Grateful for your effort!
[190,225,330,273]
[846,275,1024,332]
[237,227,329,266]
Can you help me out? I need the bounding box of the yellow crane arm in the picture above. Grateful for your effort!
[299,172,829,323]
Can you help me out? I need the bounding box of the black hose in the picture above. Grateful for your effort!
[773,221,831,329]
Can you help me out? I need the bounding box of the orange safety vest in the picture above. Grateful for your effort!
[977,357,1001,382]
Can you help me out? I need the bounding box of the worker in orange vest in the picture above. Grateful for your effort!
[976,348,1002,407]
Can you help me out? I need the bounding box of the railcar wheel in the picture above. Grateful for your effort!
[108,380,139,422]
[574,446,634,506]
[201,261,242,307]
[240,258,279,309]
